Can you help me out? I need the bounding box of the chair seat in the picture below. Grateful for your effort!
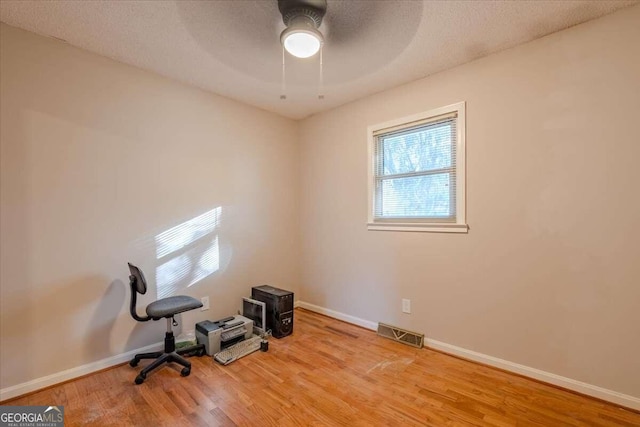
[146,295,203,319]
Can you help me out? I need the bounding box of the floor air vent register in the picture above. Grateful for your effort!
[377,322,424,348]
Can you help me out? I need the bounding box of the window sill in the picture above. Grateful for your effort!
[367,222,469,233]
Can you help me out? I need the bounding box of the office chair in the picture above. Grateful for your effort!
[127,262,205,384]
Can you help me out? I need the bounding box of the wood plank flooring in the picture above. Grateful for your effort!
[4,308,639,426]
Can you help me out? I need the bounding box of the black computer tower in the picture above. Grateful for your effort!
[251,285,294,338]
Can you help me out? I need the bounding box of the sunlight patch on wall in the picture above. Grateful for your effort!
[154,207,222,298]
[155,236,219,299]
[155,207,221,258]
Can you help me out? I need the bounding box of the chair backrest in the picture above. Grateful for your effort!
[128,263,151,322]
[128,262,147,294]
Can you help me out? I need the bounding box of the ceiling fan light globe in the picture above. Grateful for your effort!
[281,29,322,58]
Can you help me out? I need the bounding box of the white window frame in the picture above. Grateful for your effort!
[367,102,468,233]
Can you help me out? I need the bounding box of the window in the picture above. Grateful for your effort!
[367,102,467,232]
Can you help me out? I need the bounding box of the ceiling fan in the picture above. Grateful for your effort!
[174,0,422,96]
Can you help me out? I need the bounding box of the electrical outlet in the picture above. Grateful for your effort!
[402,299,411,314]
[201,296,210,311]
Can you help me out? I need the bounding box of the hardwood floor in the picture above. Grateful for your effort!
[4,308,639,426]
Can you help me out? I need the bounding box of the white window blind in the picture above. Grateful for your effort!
[368,102,467,232]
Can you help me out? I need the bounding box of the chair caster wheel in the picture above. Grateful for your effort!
[134,374,145,385]
[181,367,190,377]
[129,358,139,367]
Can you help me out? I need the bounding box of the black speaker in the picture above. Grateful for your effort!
[251,285,294,338]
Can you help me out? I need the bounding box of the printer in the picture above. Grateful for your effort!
[196,315,253,356]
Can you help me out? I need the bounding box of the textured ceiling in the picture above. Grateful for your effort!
[1,0,637,119]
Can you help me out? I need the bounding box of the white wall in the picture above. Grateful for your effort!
[0,24,300,390]
[298,6,640,398]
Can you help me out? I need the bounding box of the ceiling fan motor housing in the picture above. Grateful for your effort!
[278,0,327,28]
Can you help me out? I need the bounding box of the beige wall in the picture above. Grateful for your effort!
[1,5,639,400]
[298,6,640,397]
[0,24,300,389]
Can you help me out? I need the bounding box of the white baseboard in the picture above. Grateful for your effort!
[0,342,162,402]
[296,301,378,330]
[296,300,640,411]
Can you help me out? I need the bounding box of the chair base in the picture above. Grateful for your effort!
[130,332,205,384]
